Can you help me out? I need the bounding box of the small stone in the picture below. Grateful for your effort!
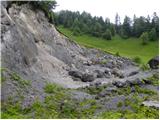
[142,101,159,109]
[128,71,139,77]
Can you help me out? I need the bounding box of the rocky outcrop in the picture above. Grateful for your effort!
[1,2,88,106]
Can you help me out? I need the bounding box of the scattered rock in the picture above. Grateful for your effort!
[112,81,126,88]
[112,68,124,78]
[128,71,139,77]
[97,92,107,98]
[72,77,81,81]
[148,56,159,69]
[143,79,152,84]
[95,82,102,87]
[142,101,159,109]
[94,70,105,78]
[105,86,117,92]
[126,78,144,86]
[131,87,136,92]
[68,70,83,79]
[82,73,95,82]
[83,60,92,66]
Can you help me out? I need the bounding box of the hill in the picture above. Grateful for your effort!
[57,26,159,64]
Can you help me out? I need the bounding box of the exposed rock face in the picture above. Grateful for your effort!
[1,3,88,106]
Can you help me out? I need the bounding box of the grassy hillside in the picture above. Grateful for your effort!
[57,26,159,64]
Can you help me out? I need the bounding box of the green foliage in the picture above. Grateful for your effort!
[102,29,112,40]
[98,111,122,119]
[149,28,157,41]
[134,85,157,95]
[1,102,27,119]
[124,98,131,106]
[116,86,131,95]
[0,68,7,82]
[44,83,62,94]
[133,56,142,64]
[140,64,150,71]
[2,82,100,119]
[115,52,120,56]
[0,68,31,87]
[80,84,107,95]
[117,101,123,108]
[122,16,131,38]
[10,72,31,87]
[56,10,159,40]
[146,74,159,86]
[140,32,149,45]
[12,1,57,24]
[98,95,159,119]
[99,59,108,64]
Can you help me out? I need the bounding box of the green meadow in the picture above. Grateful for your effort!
[57,26,159,64]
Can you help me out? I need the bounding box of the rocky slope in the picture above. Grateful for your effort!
[1,2,159,118]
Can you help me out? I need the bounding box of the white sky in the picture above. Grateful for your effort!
[55,0,160,23]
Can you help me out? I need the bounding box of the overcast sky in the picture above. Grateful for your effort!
[55,0,159,23]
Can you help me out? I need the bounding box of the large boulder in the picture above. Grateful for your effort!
[111,68,124,78]
[82,73,95,82]
[148,56,159,69]
[68,70,83,79]
[94,70,105,78]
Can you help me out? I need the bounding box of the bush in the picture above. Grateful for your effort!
[102,29,112,40]
[117,101,123,108]
[44,83,61,94]
[140,64,150,71]
[115,52,120,56]
[149,28,157,41]
[140,32,149,45]
[133,56,142,64]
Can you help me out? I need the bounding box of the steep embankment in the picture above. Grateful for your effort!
[1,2,159,119]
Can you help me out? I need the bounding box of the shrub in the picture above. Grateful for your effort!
[140,64,150,71]
[133,56,142,64]
[115,52,120,56]
[102,29,112,40]
[117,101,123,108]
[140,32,149,45]
[44,83,61,94]
[149,28,157,41]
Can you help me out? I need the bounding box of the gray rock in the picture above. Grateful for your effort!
[94,70,105,78]
[143,79,152,84]
[105,86,117,92]
[128,71,139,77]
[142,101,159,109]
[82,73,95,82]
[131,87,136,92]
[112,68,124,78]
[72,77,81,81]
[112,81,126,88]
[68,70,83,79]
[126,78,144,86]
